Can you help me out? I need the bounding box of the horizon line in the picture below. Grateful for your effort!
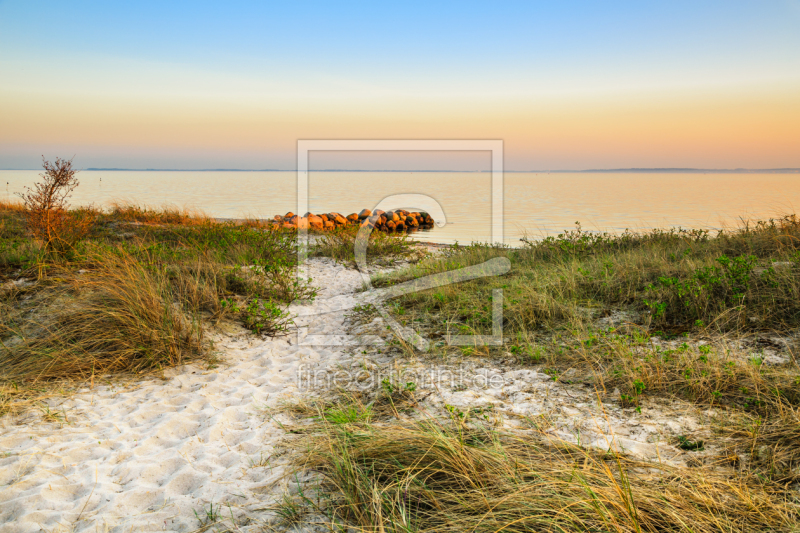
[1,167,799,173]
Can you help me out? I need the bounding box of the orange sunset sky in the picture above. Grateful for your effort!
[1,1,799,170]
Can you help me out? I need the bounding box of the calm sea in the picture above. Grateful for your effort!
[2,170,799,246]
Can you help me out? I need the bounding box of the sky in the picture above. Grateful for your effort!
[1,1,799,170]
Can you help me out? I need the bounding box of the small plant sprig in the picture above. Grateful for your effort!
[193,502,220,525]
[242,298,293,335]
[676,435,705,451]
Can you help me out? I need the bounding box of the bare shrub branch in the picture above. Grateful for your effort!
[17,156,91,251]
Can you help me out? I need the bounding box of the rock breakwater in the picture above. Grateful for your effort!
[271,209,435,233]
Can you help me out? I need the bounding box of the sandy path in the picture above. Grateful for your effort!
[0,258,366,533]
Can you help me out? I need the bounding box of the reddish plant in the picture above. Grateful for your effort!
[18,157,90,251]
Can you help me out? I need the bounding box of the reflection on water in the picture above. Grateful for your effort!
[2,170,799,245]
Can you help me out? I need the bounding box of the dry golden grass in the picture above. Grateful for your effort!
[0,199,26,212]
[722,402,800,483]
[297,402,800,533]
[1,248,203,384]
[104,201,210,225]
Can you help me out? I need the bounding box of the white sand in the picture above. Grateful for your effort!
[0,257,707,532]
[0,258,368,533]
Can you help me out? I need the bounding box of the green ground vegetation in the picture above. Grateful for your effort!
[286,218,800,532]
[0,199,311,412]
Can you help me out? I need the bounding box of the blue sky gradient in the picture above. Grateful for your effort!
[1,1,799,169]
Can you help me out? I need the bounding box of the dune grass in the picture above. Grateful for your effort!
[102,201,211,225]
[377,217,800,335]
[280,217,800,532]
[293,393,800,533]
[0,202,312,414]
[1,249,203,383]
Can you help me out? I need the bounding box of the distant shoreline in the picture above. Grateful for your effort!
[2,168,799,174]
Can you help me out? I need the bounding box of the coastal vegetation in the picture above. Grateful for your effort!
[0,166,424,417]
[311,224,422,265]
[287,218,800,532]
[378,218,800,334]
[0,199,303,412]
[4,163,800,531]
[298,400,797,532]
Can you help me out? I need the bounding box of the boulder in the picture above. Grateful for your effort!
[405,215,419,227]
[324,220,334,229]
[333,214,347,225]
[320,214,329,222]
[308,214,324,229]
[386,220,396,231]
[395,221,406,231]
[424,215,434,225]
[347,213,359,222]
[285,212,295,218]
[358,209,372,219]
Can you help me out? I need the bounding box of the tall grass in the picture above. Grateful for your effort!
[1,248,203,383]
[299,403,799,532]
[0,199,41,268]
[722,402,800,482]
[0,201,313,413]
[103,201,210,225]
[380,216,800,335]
